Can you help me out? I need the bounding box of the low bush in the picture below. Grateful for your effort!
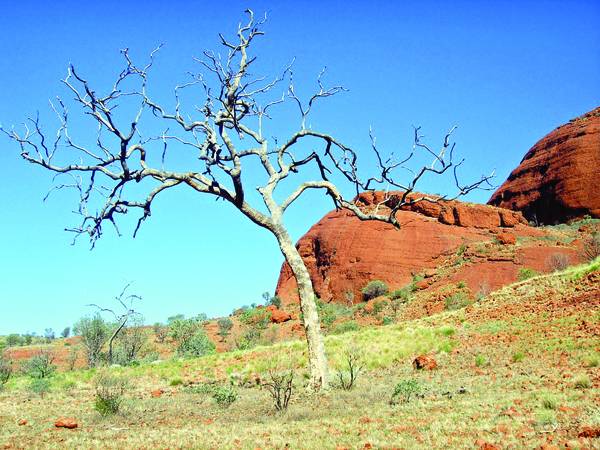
[512,351,525,363]
[236,329,262,350]
[361,280,389,301]
[390,379,423,404]
[475,354,488,367]
[169,378,184,387]
[211,384,238,407]
[94,373,127,416]
[263,370,294,411]
[316,300,353,328]
[0,356,12,387]
[546,253,570,272]
[239,307,271,329]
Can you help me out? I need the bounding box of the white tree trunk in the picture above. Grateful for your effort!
[274,227,329,390]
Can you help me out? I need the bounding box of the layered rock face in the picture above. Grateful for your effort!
[488,107,600,224]
[275,192,527,304]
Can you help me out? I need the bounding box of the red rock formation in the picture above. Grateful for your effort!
[275,192,527,304]
[489,107,600,224]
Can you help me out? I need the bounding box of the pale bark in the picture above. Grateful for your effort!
[274,227,328,390]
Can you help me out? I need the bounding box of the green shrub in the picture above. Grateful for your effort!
[382,316,393,326]
[445,293,471,311]
[236,329,262,350]
[512,351,525,363]
[23,350,56,379]
[457,281,466,288]
[475,354,487,367]
[329,320,359,335]
[390,379,422,404]
[388,288,412,302]
[316,300,353,328]
[211,385,238,407]
[94,373,127,416]
[28,378,51,398]
[518,267,539,281]
[361,280,389,301]
[169,378,183,387]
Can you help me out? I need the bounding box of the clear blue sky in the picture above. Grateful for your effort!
[0,0,598,335]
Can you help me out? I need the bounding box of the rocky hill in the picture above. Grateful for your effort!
[488,107,600,224]
[275,191,584,306]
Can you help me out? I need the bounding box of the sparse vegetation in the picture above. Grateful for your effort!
[335,349,362,391]
[518,267,539,281]
[445,292,471,310]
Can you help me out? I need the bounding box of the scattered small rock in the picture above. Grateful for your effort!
[413,355,437,370]
[150,389,164,398]
[578,426,600,438]
[475,440,500,450]
[17,419,27,426]
[54,418,78,429]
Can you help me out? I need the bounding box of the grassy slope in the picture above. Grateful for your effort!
[0,260,598,449]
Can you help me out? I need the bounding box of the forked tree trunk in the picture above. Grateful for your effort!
[274,227,329,390]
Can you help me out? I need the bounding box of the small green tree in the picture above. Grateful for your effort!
[217,318,234,342]
[169,315,215,357]
[23,350,56,379]
[61,327,71,339]
[74,314,110,368]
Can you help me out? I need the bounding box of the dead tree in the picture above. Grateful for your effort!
[89,283,142,365]
[2,10,493,390]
